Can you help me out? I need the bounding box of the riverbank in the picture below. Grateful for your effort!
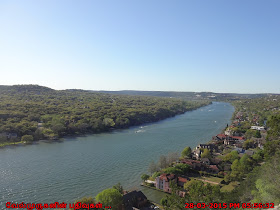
[138,102,238,204]
[0,141,25,148]
[143,98,280,208]
[0,101,212,148]
[0,102,234,205]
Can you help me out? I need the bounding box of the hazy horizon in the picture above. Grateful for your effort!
[2,83,280,95]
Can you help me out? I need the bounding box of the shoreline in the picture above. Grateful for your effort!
[0,101,234,206]
[0,102,212,149]
[139,101,235,198]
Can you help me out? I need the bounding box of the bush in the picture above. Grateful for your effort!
[21,135,34,142]
[141,174,150,181]
[152,171,161,178]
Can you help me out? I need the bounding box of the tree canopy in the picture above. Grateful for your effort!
[181,146,192,158]
[0,85,210,144]
[95,188,123,209]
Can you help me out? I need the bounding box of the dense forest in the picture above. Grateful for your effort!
[226,96,280,205]
[0,85,210,144]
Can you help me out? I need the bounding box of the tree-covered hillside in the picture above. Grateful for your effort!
[93,90,279,101]
[0,85,210,144]
[155,96,280,209]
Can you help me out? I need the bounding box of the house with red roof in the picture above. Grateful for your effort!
[155,173,189,193]
[155,173,176,193]
[207,165,220,174]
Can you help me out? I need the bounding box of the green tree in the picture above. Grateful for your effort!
[240,154,253,173]
[245,129,257,139]
[252,149,264,162]
[267,114,280,139]
[163,182,186,209]
[163,167,182,175]
[181,146,192,158]
[42,128,57,139]
[201,148,211,159]
[141,174,150,182]
[69,197,97,210]
[223,150,239,163]
[34,128,43,140]
[51,123,66,136]
[112,183,123,195]
[152,171,161,178]
[95,188,123,209]
[242,139,254,149]
[263,140,280,160]
[255,130,261,138]
[184,180,222,203]
[174,163,190,174]
[103,118,115,128]
[184,180,205,201]
[21,135,34,142]
[160,196,169,207]
[230,159,244,181]
[252,153,280,203]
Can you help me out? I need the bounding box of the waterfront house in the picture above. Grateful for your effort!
[230,136,245,141]
[123,190,147,210]
[155,174,189,193]
[180,159,222,175]
[223,139,235,145]
[225,128,235,136]
[207,165,220,174]
[251,126,265,131]
[216,134,227,141]
[216,134,245,142]
[180,159,203,171]
[222,135,245,146]
[177,177,189,187]
[155,173,176,193]
[196,144,217,151]
[193,148,202,159]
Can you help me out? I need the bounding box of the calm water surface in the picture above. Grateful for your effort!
[0,102,234,207]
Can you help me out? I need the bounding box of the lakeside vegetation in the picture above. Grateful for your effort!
[0,85,210,146]
[2,85,280,209]
[67,96,280,209]
[138,96,280,209]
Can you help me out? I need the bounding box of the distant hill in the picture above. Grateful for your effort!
[90,90,279,101]
[0,85,278,100]
[0,85,55,95]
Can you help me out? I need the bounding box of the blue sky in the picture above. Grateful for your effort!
[0,0,279,93]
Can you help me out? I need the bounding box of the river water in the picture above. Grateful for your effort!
[0,102,234,207]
